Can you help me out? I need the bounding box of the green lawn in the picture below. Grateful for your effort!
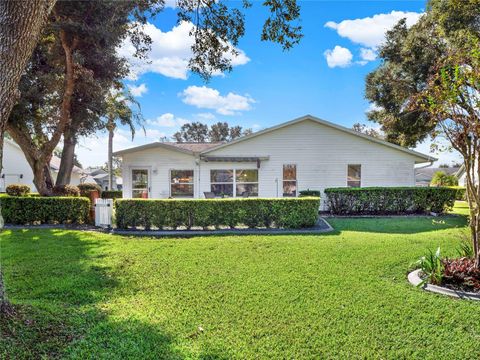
[1,203,478,359]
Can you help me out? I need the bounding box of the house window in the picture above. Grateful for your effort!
[235,169,258,197]
[347,165,361,187]
[211,169,234,197]
[170,170,194,197]
[283,164,297,197]
[210,169,258,197]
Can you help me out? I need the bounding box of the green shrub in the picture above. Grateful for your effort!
[430,171,458,186]
[115,197,320,230]
[448,186,466,201]
[299,189,321,197]
[101,190,122,199]
[52,184,80,197]
[5,184,30,196]
[324,187,456,215]
[78,183,102,197]
[0,196,90,225]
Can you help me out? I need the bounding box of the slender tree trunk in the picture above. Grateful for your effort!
[56,128,77,186]
[107,119,116,191]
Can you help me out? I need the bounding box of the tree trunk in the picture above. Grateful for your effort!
[0,0,56,312]
[0,0,56,176]
[56,128,77,186]
[108,127,114,190]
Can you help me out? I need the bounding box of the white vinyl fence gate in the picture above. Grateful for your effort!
[95,198,113,228]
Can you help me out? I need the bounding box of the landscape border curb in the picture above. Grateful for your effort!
[408,269,480,301]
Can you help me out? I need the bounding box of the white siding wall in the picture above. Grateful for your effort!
[1,140,36,192]
[203,120,418,204]
[122,147,198,198]
[120,120,423,204]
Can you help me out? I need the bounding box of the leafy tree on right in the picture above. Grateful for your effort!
[365,0,480,268]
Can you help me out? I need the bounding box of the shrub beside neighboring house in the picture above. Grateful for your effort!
[115,197,320,230]
[325,187,457,215]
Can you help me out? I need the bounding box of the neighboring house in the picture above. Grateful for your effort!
[1,138,84,192]
[455,164,479,187]
[83,167,122,191]
[415,167,460,187]
[115,115,435,208]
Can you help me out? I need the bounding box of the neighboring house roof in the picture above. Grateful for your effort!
[49,155,84,174]
[113,115,436,162]
[415,167,460,183]
[113,141,223,156]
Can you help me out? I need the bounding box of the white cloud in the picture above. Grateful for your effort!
[195,112,216,121]
[128,83,148,97]
[325,11,422,48]
[324,46,353,68]
[118,21,250,80]
[180,86,255,115]
[360,48,377,62]
[147,113,189,127]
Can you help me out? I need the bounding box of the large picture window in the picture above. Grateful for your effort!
[210,169,258,197]
[347,164,361,187]
[283,164,297,197]
[170,170,194,197]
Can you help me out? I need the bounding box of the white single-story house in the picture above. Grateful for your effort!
[114,115,436,207]
[455,164,479,187]
[1,138,85,192]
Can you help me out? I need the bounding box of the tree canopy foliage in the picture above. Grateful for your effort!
[173,121,252,142]
[365,0,480,267]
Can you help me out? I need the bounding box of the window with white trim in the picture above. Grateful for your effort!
[283,164,297,197]
[347,165,361,187]
[170,170,194,197]
[210,169,258,197]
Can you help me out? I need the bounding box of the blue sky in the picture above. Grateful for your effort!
[77,0,462,167]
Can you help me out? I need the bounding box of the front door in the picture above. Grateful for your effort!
[131,168,150,198]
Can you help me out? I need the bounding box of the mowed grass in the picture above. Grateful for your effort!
[1,203,479,359]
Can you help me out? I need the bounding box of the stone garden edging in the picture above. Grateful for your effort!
[408,269,480,301]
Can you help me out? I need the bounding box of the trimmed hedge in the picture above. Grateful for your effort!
[447,186,466,201]
[0,196,90,225]
[102,190,123,199]
[324,187,457,215]
[115,197,320,230]
[6,184,30,196]
[299,189,321,197]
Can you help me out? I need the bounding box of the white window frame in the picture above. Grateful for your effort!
[210,169,258,197]
[282,164,297,197]
[129,166,151,198]
[347,164,361,188]
[169,169,195,198]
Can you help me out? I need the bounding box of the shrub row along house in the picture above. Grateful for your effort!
[115,115,436,208]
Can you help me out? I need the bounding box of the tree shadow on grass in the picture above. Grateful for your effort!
[0,229,229,359]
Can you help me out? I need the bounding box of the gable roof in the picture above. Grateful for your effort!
[113,141,222,156]
[113,115,436,163]
[201,114,436,163]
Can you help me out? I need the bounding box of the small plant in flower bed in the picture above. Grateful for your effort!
[5,184,30,196]
[416,241,480,293]
[52,184,80,197]
[442,258,480,293]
